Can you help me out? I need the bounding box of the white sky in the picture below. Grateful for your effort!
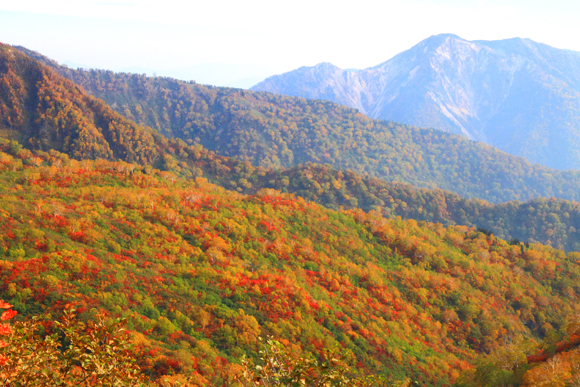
[1,0,579,87]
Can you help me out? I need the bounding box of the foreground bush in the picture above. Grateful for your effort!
[0,306,398,386]
[0,306,147,386]
[236,338,410,387]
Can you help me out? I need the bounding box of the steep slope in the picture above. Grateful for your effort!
[11,49,580,204]
[2,145,580,385]
[252,34,580,170]
[0,44,160,165]
[6,45,580,252]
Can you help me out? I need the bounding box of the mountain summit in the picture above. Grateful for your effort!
[252,34,580,170]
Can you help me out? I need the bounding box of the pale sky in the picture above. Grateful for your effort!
[1,0,579,87]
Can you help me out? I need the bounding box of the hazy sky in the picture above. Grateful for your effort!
[1,0,579,87]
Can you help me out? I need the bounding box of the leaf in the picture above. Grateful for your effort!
[1,309,17,321]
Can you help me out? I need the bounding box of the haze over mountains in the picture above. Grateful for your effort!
[252,34,580,170]
[63,61,272,89]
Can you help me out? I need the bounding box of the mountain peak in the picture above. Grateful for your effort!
[313,61,340,69]
[415,34,481,55]
[252,35,580,170]
[423,33,464,44]
[411,33,469,51]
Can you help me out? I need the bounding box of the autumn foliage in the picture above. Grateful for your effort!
[16,44,580,205]
[0,145,579,384]
[5,43,580,386]
[4,43,580,254]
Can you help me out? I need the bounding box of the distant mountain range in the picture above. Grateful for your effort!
[252,34,580,170]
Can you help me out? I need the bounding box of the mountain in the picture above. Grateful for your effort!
[16,49,580,205]
[9,43,580,254]
[2,143,580,385]
[6,41,580,385]
[10,42,580,251]
[0,43,161,165]
[252,34,580,170]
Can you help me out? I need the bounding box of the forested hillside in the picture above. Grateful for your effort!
[0,45,162,165]
[254,164,580,253]
[3,44,580,383]
[4,43,580,255]
[2,143,580,385]
[16,45,580,205]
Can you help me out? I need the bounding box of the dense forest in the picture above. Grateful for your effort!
[3,43,580,254]
[2,143,580,385]
[256,165,580,253]
[16,45,580,205]
[5,43,580,385]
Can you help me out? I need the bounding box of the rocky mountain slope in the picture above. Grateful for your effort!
[252,34,580,170]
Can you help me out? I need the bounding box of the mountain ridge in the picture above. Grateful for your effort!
[252,34,580,170]
[4,40,580,385]
[12,43,580,206]
[8,42,580,254]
